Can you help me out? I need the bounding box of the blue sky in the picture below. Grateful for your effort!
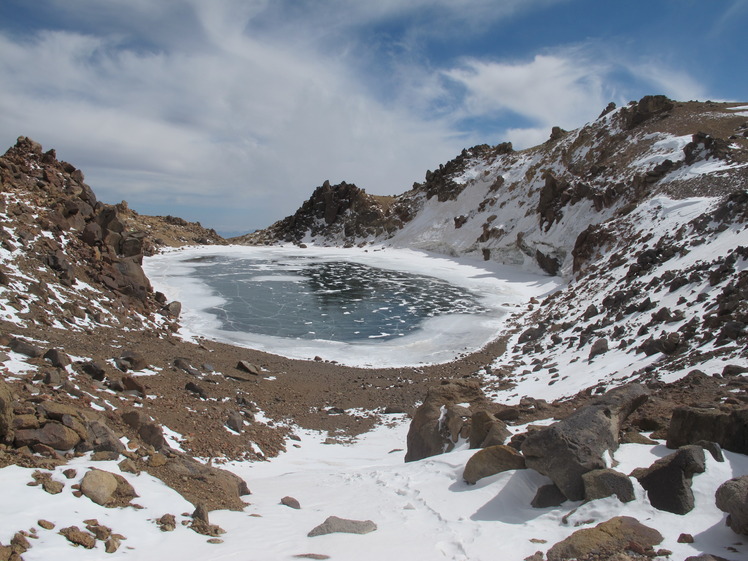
[1,0,745,235]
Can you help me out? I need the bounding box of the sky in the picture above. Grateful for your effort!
[0,1,745,236]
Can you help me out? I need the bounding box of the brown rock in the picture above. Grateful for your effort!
[38,520,55,530]
[15,421,81,450]
[0,379,14,444]
[546,516,662,561]
[80,469,138,507]
[463,445,526,484]
[281,496,301,509]
[59,526,96,549]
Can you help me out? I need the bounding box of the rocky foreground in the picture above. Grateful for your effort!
[0,94,747,561]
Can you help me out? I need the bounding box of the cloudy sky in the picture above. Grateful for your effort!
[1,1,745,235]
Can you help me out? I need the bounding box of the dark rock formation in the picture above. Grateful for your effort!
[666,406,748,454]
[582,469,635,503]
[633,445,706,514]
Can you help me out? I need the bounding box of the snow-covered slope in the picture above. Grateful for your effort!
[245,97,748,279]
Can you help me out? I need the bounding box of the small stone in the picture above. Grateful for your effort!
[63,468,77,479]
[38,520,55,530]
[118,458,140,474]
[294,555,331,560]
[148,453,168,467]
[207,538,224,544]
[678,533,694,543]
[156,514,177,532]
[281,496,301,509]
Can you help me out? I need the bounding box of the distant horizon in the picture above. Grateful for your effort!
[2,1,745,233]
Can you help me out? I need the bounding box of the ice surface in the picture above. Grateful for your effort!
[144,245,562,367]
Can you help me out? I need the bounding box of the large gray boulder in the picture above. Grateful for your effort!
[520,384,649,500]
[634,445,706,514]
[582,468,635,503]
[716,475,748,534]
[667,406,748,454]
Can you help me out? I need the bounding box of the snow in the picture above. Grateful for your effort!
[2,419,745,560]
[144,245,562,368]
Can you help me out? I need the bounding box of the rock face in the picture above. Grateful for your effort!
[521,384,649,500]
[404,379,487,462]
[667,406,748,454]
[716,475,748,534]
[307,516,377,537]
[546,516,663,561]
[463,445,526,485]
[634,446,706,514]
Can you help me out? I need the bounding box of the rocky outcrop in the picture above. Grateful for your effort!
[716,475,748,535]
[521,384,649,500]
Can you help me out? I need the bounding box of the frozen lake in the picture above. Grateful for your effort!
[144,246,561,367]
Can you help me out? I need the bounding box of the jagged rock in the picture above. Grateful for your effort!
[308,516,377,537]
[582,469,635,502]
[80,468,138,507]
[588,338,609,360]
[281,496,301,509]
[151,453,250,511]
[546,516,663,561]
[521,384,649,500]
[117,350,149,371]
[0,379,14,444]
[463,445,526,484]
[666,406,748,454]
[190,503,226,536]
[633,445,706,514]
[165,301,182,317]
[531,483,566,508]
[226,410,244,433]
[80,360,106,381]
[80,419,125,454]
[405,379,486,462]
[469,410,510,448]
[9,337,44,358]
[236,360,260,375]
[121,410,167,450]
[716,475,748,534]
[15,421,81,450]
[59,526,96,549]
[43,348,71,368]
[174,357,201,376]
[156,514,177,532]
[685,556,731,561]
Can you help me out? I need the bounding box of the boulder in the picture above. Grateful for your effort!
[14,421,81,450]
[151,454,250,511]
[43,348,71,368]
[588,338,609,360]
[281,496,301,509]
[80,469,137,507]
[121,410,167,450]
[463,445,526,484]
[531,483,567,508]
[666,406,748,454]
[546,516,663,561]
[9,337,44,358]
[405,379,486,462]
[582,469,635,503]
[634,446,706,514]
[715,475,748,534]
[0,379,14,444]
[59,526,96,549]
[521,384,649,500]
[469,410,510,449]
[308,516,377,537]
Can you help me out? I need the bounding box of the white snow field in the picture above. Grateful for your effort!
[1,418,745,560]
[144,245,562,367]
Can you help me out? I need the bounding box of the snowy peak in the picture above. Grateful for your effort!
[244,96,748,279]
